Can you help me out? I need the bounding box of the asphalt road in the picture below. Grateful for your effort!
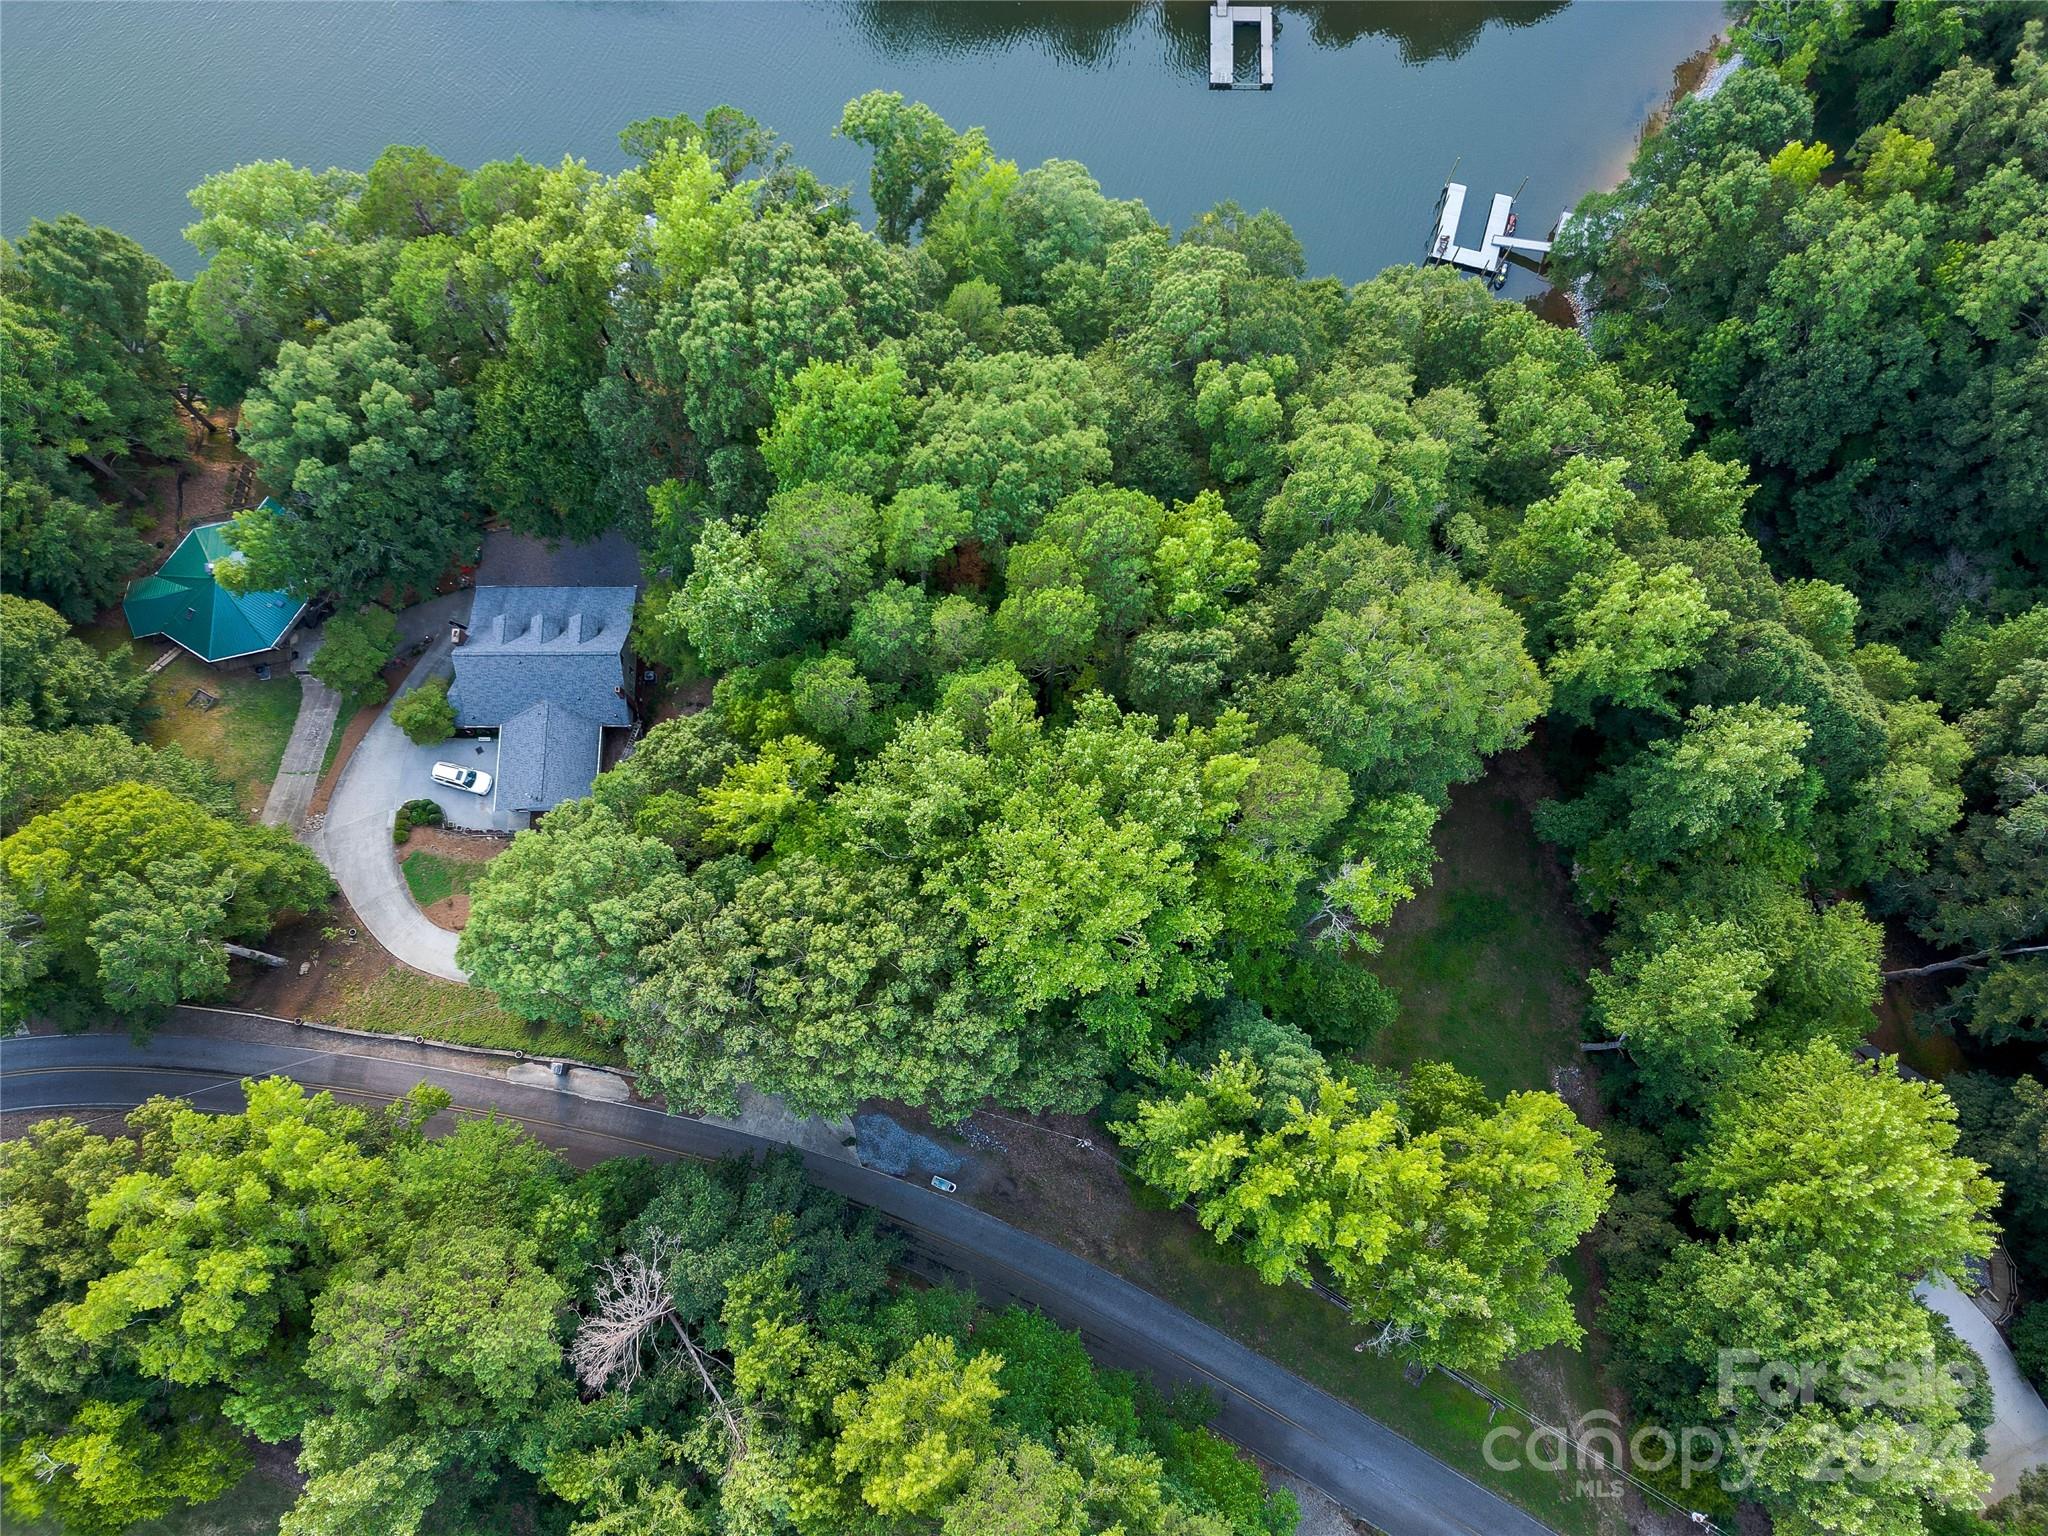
[0,1028,1564,1536]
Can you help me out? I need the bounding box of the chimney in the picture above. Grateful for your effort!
[450,620,467,646]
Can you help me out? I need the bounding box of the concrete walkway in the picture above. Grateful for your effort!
[313,628,468,982]
[1921,1278,2048,1501]
[259,630,343,832]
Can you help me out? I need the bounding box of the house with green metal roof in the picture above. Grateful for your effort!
[123,509,306,663]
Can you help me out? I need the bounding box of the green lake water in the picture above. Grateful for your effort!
[4,1,1722,291]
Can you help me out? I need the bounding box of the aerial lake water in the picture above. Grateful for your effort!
[4,1,1721,291]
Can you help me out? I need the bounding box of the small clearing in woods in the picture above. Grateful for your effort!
[1364,748,1601,1099]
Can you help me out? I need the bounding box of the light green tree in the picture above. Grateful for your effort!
[64,1079,408,1415]
[1682,1041,1999,1281]
[1115,1057,1610,1368]
[389,675,455,745]
[760,353,914,497]
[1,782,330,1022]
[1546,557,1726,720]
[1266,545,1545,803]
[903,352,1112,548]
[311,605,400,708]
[830,1335,1002,1518]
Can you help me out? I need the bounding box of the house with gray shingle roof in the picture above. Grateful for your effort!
[448,585,636,822]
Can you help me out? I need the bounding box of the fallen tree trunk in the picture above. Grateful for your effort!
[1881,942,2048,982]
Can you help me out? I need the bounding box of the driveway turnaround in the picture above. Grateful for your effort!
[0,1022,1562,1536]
[314,635,467,980]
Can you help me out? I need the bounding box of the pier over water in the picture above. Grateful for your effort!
[1426,178,1569,288]
[1209,2,1273,89]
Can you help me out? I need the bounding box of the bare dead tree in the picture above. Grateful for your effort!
[1350,1317,1420,1356]
[1881,941,2048,982]
[571,1235,681,1395]
[569,1232,749,1467]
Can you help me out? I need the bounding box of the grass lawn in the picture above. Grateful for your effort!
[400,848,485,907]
[132,648,301,818]
[1363,770,1597,1097]
[333,965,626,1066]
[318,703,353,778]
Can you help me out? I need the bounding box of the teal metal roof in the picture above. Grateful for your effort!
[122,510,305,662]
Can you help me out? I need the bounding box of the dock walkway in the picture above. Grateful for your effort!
[1209,2,1272,89]
[1427,179,1568,286]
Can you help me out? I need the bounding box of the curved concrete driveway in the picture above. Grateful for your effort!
[315,634,467,980]
[0,1023,1562,1536]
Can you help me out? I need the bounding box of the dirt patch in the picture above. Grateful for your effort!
[420,894,469,931]
[401,826,504,862]
[233,897,392,1021]
[1259,1461,1372,1536]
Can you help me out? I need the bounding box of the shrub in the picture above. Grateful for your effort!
[391,675,455,745]
[393,797,445,845]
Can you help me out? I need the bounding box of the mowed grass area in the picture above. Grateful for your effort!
[333,965,626,1066]
[400,849,485,907]
[1363,767,1598,1097]
[138,653,301,816]
[83,620,303,818]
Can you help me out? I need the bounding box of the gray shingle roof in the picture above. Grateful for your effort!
[449,586,634,732]
[496,700,605,813]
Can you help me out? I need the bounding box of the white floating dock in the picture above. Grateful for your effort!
[1210,3,1273,89]
[1426,180,1566,286]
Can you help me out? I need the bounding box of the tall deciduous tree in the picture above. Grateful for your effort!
[0,595,148,733]
[1,782,329,1022]
[457,801,684,1026]
[1115,1057,1611,1369]
[228,316,474,603]
[310,606,400,708]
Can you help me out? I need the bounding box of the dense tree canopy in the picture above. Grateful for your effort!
[227,317,475,602]
[1,217,176,620]
[6,44,2039,1534]
[3,1094,1296,1536]
[1556,16,2048,643]
[0,782,330,1022]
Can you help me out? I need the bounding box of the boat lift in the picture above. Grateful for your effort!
[1209,2,1273,89]
[1425,172,1569,288]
